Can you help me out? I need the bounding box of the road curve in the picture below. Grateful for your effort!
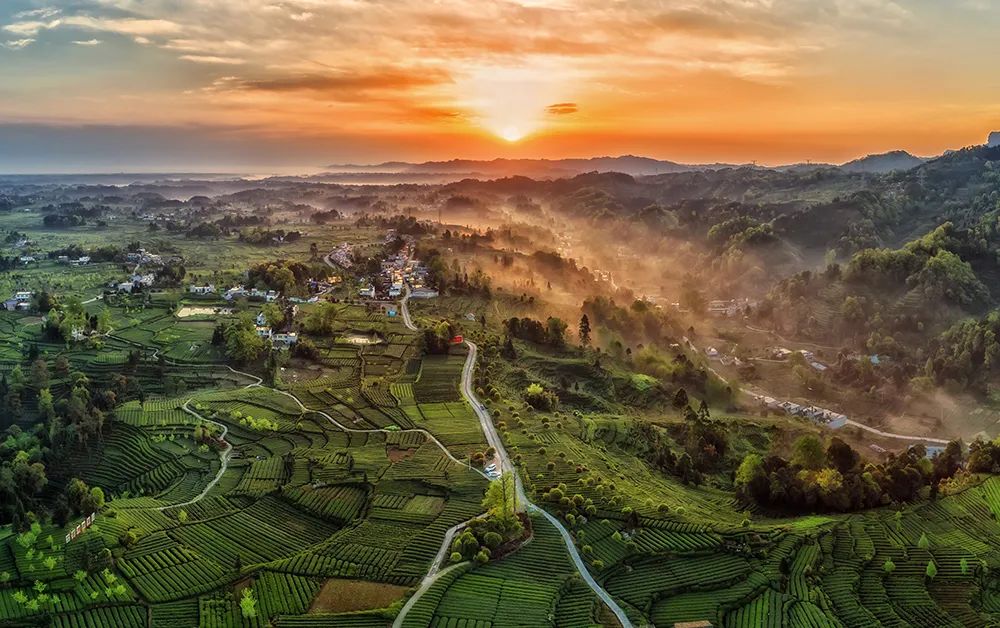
[462,340,634,628]
[154,401,233,511]
[684,336,952,446]
[398,290,633,627]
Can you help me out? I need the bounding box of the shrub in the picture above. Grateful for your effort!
[240,588,257,618]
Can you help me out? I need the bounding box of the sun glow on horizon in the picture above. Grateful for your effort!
[499,125,525,142]
[457,62,568,146]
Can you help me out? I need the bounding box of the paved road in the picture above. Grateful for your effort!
[843,419,950,445]
[397,287,633,626]
[400,285,417,331]
[462,340,633,628]
[154,401,232,511]
[685,336,952,446]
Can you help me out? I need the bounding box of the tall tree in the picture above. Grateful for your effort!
[578,314,591,347]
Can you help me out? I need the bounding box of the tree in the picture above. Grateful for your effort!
[883,558,896,573]
[926,560,938,579]
[224,314,265,363]
[240,588,257,618]
[826,437,860,473]
[791,435,826,470]
[304,302,338,335]
[481,472,522,538]
[735,453,766,500]
[96,308,113,333]
[38,388,55,422]
[578,314,591,347]
[546,317,568,347]
[30,359,49,390]
[524,383,557,411]
[960,557,969,575]
[918,532,930,550]
[89,487,105,510]
[672,388,689,409]
[680,276,706,313]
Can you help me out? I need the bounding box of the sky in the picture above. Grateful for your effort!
[0,0,999,173]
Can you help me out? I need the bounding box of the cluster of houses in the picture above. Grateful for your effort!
[220,285,280,302]
[358,242,437,301]
[125,248,164,266]
[707,298,756,317]
[57,255,91,266]
[254,311,298,347]
[770,347,828,372]
[113,273,155,293]
[749,392,848,428]
[2,290,33,311]
[704,347,744,367]
[328,243,354,268]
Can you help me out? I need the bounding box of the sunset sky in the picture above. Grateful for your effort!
[1,0,999,172]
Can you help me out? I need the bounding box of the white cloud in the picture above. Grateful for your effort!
[60,16,183,37]
[2,38,35,50]
[3,19,61,37]
[13,8,61,20]
[179,55,247,65]
[73,39,103,46]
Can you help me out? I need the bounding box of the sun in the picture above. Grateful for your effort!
[454,63,569,146]
[500,125,525,142]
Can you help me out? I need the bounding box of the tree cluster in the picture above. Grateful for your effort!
[736,436,964,513]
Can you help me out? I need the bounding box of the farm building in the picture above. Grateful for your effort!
[189,284,216,294]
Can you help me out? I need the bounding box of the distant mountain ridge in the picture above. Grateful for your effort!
[326,155,745,178]
[327,151,934,178]
[840,150,926,173]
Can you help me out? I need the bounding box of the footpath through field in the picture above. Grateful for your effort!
[397,288,634,628]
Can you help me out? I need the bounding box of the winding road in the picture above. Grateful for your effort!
[396,289,634,628]
[154,401,233,512]
[684,335,952,446]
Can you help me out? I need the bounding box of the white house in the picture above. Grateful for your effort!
[256,312,268,326]
[189,284,216,295]
[256,326,273,339]
[14,291,33,302]
[410,288,438,299]
[359,285,376,299]
[133,273,155,287]
[273,332,298,346]
[224,286,248,301]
